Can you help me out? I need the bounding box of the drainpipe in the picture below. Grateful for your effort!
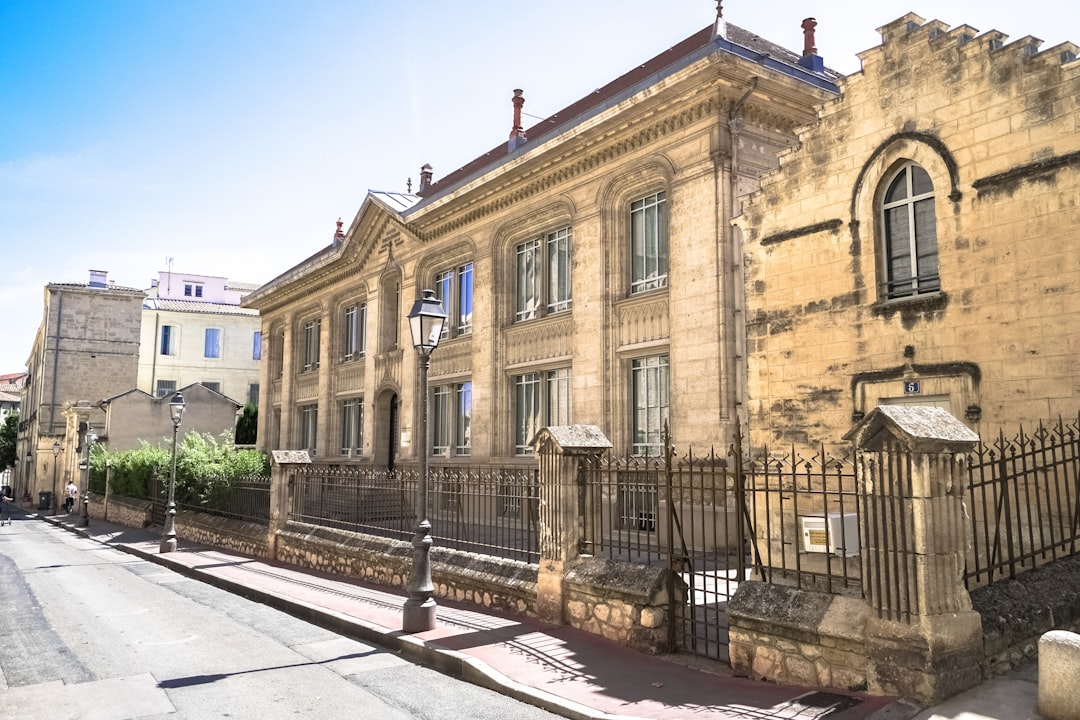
[49,290,64,435]
[726,78,758,425]
[150,312,160,394]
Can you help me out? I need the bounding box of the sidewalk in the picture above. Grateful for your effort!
[24,510,1041,720]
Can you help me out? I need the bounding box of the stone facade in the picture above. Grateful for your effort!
[737,13,1080,449]
[16,273,146,503]
[243,19,837,465]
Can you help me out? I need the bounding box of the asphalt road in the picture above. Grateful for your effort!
[0,517,560,720]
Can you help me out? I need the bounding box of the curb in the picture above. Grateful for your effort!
[39,514,624,720]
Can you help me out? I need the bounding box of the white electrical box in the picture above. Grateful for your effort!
[799,513,860,557]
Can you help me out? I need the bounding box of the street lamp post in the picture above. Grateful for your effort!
[51,440,62,516]
[402,289,447,633]
[160,391,186,553]
[79,427,96,527]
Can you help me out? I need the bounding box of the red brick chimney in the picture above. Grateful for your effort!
[798,18,825,72]
[508,89,527,152]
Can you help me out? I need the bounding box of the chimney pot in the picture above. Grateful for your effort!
[798,18,825,72]
[508,89,527,152]
[89,269,108,289]
[418,164,434,194]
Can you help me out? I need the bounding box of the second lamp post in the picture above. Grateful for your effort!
[402,289,447,633]
[160,391,186,553]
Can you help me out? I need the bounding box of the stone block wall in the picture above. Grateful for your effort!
[563,557,682,655]
[274,521,537,616]
[729,582,870,691]
[91,495,152,528]
[175,512,269,558]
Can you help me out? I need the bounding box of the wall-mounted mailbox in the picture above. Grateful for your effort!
[799,513,860,556]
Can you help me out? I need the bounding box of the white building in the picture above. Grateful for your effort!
[138,271,262,407]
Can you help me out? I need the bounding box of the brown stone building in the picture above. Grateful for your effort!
[243,9,840,464]
[738,13,1080,449]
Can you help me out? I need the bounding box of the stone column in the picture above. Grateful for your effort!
[844,405,981,705]
[531,425,611,625]
[267,450,311,559]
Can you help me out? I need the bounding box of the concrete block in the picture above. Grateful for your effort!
[1039,630,1080,720]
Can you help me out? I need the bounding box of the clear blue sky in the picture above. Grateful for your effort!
[2,1,1077,373]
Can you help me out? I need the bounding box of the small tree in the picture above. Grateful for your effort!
[0,412,18,473]
[235,403,258,445]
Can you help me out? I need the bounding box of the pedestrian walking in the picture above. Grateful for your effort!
[64,480,78,513]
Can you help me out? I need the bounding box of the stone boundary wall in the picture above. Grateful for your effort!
[90,495,152,528]
[564,557,682,654]
[274,521,538,616]
[729,583,871,692]
[972,554,1080,676]
[176,511,269,558]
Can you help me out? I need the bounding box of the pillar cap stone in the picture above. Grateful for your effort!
[530,425,612,455]
[844,405,979,452]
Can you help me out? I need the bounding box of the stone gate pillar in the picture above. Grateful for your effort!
[530,425,611,624]
[844,406,981,704]
[268,450,311,560]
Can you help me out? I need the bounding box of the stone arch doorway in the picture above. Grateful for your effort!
[373,389,400,470]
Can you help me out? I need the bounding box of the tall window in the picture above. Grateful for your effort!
[204,328,222,358]
[630,191,669,294]
[433,381,471,456]
[272,329,284,378]
[340,398,363,456]
[632,355,669,456]
[299,404,318,454]
[881,162,939,299]
[342,303,367,361]
[302,318,321,372]
[514,368,571,455]
[160,325,177,355]
[252,331,262,360]
[516,228,572,321]
[248,383,259,406]
[435,263,473,338]
[156,379,177,397]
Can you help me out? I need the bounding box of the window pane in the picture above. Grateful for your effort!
[455,382,472,455]
[344,306,356,358]
[515,373,540,455]
[458,264,473,334]
[632,355,669,455]
[340,400,353,455]
[433,385,451,455]
[357,304,367,356]
[160,325,173,355]
[630,192,668,293]
[910,165,933,196]
[516,240,540,321]
[248,383,259,406]
[156,380,176,397]
[548,228,572,313]
[204,328,221,358]
[252,331,262,360]
[435,271,453,339]
[546,368,571,426]
[885,171,908,203]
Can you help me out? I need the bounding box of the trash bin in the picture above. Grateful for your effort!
[38,491,53,511]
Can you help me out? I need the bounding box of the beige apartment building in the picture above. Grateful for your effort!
[243,11,842,464]
[138,271,262,407]
[738,13,1080,449]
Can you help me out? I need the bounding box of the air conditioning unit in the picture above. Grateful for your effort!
[799,513,860,557]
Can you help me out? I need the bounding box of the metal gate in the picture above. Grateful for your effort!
[662,423,751,663]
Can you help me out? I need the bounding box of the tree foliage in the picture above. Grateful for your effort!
[0,412,18,472]
[235,403,258,444]
[89,429,269,499]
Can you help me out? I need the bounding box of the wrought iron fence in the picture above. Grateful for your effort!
[287,462,540,563]
[174,474,272,525]
[964,414,1080,589]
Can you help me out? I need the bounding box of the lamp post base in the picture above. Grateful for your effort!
[78,497,90,527]
[159,535,177,553]
[402,598,437,633]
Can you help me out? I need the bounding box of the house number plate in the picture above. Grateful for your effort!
[904,381,921,394]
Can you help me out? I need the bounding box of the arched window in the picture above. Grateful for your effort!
[880,163,939,299]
